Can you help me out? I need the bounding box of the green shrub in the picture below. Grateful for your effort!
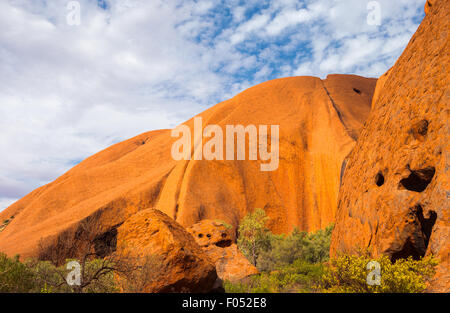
[79,258,118,293]
[0,253,37,292]
[257,225,333,271]
[26,259,71,293]
[24,258,119,293]
[233,210,438,294]
[237,208,271,266]
[224,260,325,293]
[0,252,120,293]
[301,225,333,263]
[321,254,438,293]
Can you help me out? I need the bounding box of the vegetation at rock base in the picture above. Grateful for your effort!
[237,208,271,266]
[228,209,438,293]
[0,218,163,293]
[0,208,438,293]
[0,253,117,293]
[256,225,333,271]
[322,254,438,293]
[0,252,164,293]
[0,253,37,292]
[236,208,333,271]
[224,259,326,293]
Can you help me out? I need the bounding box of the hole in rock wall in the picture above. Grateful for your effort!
[391,238,423,262]
[415,120,429,136]
[399,167,435,192]
[408,119,429,141]
[93,227,118,258]
[415,205,437,249]
[353,88,361,94]
[390,205,437,263]
[375,172,385,186]
[215,239,232,248]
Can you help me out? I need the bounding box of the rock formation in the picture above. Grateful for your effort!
[186,220,259,282]
[331,0,449,292]
[0,74,376,261]
[116,209,217,292]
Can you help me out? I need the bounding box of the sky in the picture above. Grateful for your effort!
[0,0,426,211]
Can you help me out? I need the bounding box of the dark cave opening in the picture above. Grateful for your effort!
[93,227,118,258]
[375,172,385,186]
[399,167,435,192]
[391,205,437,263]
[415,205,437,248]
[215,239,232,248]
[391,238,423,262]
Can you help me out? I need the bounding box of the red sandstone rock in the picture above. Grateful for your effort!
[331,0,449,292]
[0,74,375,260]
[205,244,259,282]
[186,219,235,248]
[116,209,217,293]
[186,219,258,281]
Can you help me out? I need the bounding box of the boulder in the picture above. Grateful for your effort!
[116,209,217,293]
[186,219,258,281]
[186,219,235,248]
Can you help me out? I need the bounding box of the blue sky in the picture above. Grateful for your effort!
[0,0,426,211]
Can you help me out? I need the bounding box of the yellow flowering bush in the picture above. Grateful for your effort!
[322,254,438,293]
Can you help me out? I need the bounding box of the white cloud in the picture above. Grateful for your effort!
[292,0,424,78]
[266,9,312,35]
[230,13,271,44]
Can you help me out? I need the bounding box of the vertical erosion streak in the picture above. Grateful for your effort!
[321,82,357,141]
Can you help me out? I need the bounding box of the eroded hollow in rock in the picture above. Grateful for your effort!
[375,172,385,186]
[391,205,437,263]
[215,239,232,248]
[408,119,429,141]
[391,238,422,262]
[353,88,361,94]
[399,166,435,192]
[93,227,118,258]
[416,205,437,248]
[416,120,429,136]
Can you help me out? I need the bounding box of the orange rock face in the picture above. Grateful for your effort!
[116,209,217,292]
[0,74,375,260]
[186,220,258,281]
[424,0,435,15]
[155,74,376,234]
[330,1,449,292]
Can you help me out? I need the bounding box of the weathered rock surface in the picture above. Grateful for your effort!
[186,220,258,281]
[331,0,449,292]
[116,209,217,292]
[424,0,436,15]
[186,219,236,248]
[205,244,259,282]
[0,74,376,259]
